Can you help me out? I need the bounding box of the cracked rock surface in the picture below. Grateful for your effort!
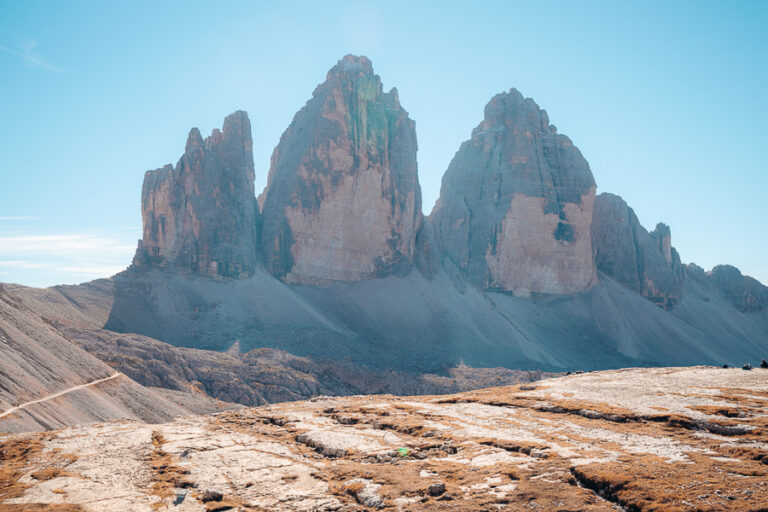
[2,367,767,511]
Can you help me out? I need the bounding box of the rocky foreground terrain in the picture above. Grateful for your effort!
[2,367,767,511]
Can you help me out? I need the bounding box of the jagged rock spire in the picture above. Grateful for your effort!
[134,111,258,279]
[260,55,423,284]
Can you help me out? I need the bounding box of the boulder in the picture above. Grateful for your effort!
[428,482,446,496]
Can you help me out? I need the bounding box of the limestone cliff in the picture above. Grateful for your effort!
[259,55,422,284]
[704,264,768,312]
[430,89,597,295]
[134,111,258,279]
[591,192,683,309]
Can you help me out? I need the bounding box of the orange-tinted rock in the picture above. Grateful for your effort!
[259,55,422,284]
[134,111,258,279]
[591,193,683,309]
[430,89,597,295]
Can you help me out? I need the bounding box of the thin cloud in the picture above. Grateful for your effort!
[57,265,127,275]
[0,42,67,73]
[0,232,132,283]
[0,234,135,254]
[0,260,48,270]
[0,231,133,286]
[0,216,38,221]
[0,260,125,277]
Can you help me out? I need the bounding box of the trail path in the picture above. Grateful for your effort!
[0,372,122,419]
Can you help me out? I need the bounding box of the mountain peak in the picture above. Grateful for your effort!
[185,127,204,153]
[329,54,374,77]
[260,56,422,284]
[432,89,597,295]
[136,111,258,279]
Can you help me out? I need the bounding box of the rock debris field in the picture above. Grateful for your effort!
[1,366,767,511]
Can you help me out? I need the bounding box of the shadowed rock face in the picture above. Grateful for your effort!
[260,55,422,284]
[705,264,768,312]
[134,111,258,279]
[0,284,233,433]
[591,193,683,309]
[430,89,597,295]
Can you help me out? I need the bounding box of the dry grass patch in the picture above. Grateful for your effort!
[717,445,768,465]
[29,468,78,482]
[0,505,85,511]
[690,404,750,418]
[476,437,547,458]
[319,453,615,511]
[572,452,768,511]
[0,435,84,511]
[146,431,194,509]
[340,409,431,436]
[0,438,44,502]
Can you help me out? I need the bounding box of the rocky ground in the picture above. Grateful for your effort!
[1,366,767,511]
[0,284,238,433]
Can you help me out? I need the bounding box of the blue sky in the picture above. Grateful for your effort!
[1,0,766,287]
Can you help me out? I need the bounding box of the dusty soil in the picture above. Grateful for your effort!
[1,367,766,511]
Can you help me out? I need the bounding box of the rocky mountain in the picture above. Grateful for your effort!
[259,55,423,284]
[1,55,767,437]
[19,56,768,373]
[591,192,684,309]
[431,89,597,295]
[3,367,767,511]
[133,111,258,279]
[701,264,768,312]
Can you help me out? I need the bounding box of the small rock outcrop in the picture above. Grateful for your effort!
[706,265,768,312]
[591,193,683,309]
[134,111,258,279]
[259,55,422,284]
[430,89,597,295]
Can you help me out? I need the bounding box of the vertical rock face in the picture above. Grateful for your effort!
[260,55,422,284]
[430,89,597,295]
[706,265,768,312]
[134,111,258,279]
[591,193,683,309]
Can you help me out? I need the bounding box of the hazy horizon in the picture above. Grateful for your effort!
[1,0,766,287]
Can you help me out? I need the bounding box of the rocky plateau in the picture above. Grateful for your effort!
[2,367,767,511]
